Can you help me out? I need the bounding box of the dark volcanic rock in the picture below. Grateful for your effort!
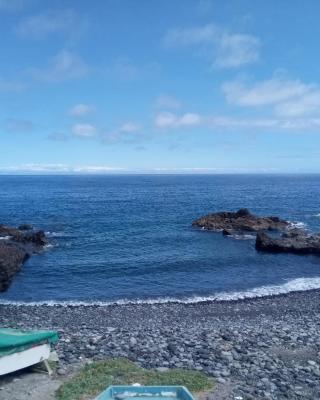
[18,224,33,231]
[0,225,47,247]
[0,224,48,292]
[0,242,29,291]
[19,230,47,247]
[193,208,289,233]
[255,231,320,255]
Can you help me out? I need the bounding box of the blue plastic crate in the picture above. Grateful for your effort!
[95,386,195,400]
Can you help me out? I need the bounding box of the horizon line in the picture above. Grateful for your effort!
[0,171,320,176]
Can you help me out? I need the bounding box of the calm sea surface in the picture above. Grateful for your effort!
[1,174,320,304]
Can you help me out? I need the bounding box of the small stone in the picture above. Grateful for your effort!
[130,337,137,346]
[57,368,67,376]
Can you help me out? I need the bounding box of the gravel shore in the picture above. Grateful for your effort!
[1,290,320,400]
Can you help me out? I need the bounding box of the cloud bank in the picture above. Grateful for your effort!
[165,23,260,68]
[222,77,320,117]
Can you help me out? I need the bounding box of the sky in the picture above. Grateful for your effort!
[0,0,320,174]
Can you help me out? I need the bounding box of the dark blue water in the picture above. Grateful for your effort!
[1,175,320,304]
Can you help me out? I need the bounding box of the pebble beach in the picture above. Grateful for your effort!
[1,289,320,400]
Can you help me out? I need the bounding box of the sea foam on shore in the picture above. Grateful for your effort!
[1,276,320,307]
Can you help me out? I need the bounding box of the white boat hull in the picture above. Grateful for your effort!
[0,343,51,375]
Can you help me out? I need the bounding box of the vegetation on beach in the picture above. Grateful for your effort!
[55,358,214,400]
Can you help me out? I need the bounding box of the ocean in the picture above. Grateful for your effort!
[0,174,320,305]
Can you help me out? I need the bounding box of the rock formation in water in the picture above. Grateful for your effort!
[192,208,290,234]
[255,230,320,255]
[193,208,320,257]
[0,224,47,292]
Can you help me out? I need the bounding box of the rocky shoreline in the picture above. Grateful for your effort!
[0,224,47,291]
[1,290,320,400]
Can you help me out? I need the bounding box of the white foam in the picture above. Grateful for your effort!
[44,243,55,249]
[1,277,320,307]
[315,214,320,218]
[289,221,307,229]
[232,234,256,240]
[45,231,66,238]
[0,236,10,240]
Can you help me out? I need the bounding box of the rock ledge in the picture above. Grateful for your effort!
[192,208,289,234]
[0,224,48,291]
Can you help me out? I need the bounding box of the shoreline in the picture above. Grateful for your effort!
[1,288,320,399]
[1,283,320,307]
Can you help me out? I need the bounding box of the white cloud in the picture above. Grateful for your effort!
[179,113,202,125]
[152,167,279,173]
[155,112,177,128]
[16,9,77,39]
[0,164,125,174]
[46,120,143,143]
[100,121,142,144]
[215,33,260,68]
[215,116,320,130]
[72,123,96,137]
[208,116,277,128]
[155,111,320,131]
[68,104,95,117]
[155,95,182,110]
[0,164,282,175]
[222,78,320,117]
[155,112,202,128]
[1,164,70,172]
[275,92,320,117]
[72,166,125,173]
[119,122,141,133]
[222,79,311,106]
[30,50,88,83]
[164,23,260,68]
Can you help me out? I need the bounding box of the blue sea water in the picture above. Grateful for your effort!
[1,174,320,304]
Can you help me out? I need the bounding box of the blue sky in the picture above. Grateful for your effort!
[1,0,320,173]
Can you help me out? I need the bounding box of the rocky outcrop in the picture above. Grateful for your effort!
[0,225,47,247]
[255,231,320,255]
[0,224,48,292]
[192,208,289,234]
[18,224,33,231]
[193,209,320,256]
[0,243,29,291]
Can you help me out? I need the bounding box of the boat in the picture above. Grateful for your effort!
[0,328,59,375]
[95,385,195,400]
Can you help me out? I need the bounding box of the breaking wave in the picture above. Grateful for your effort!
[0,236,10,240]
[288,221,307,230]
[1,277,320,307]
[231,234,256,240]
[45,231,67,238]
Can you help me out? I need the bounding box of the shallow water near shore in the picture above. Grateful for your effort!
[1,174,320,304]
